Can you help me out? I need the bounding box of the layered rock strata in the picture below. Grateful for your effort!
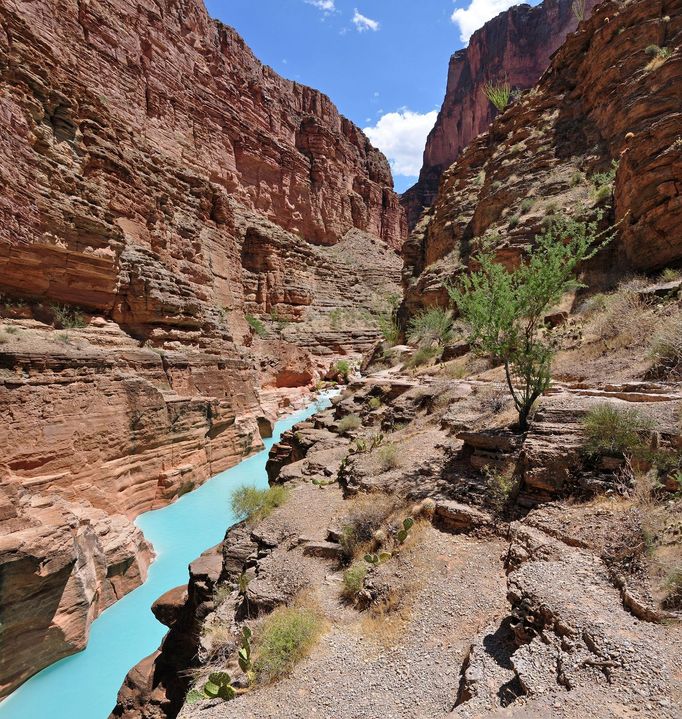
[402,0,600,229]
[403,0,682,318]
[0,0,403,696]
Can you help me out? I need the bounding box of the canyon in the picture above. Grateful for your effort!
[0,0,681,716]
[0,0,402,697]
[110,0,681,718]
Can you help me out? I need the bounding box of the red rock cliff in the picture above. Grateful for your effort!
[402,0,600,229]
[0,0,404,697]
[402,0,682,318]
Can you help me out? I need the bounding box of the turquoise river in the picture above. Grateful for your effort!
[0,393,334,719]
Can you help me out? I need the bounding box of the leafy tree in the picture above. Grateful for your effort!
[448,215,612,432]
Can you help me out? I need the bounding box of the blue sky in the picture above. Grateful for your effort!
[204,1,538,192]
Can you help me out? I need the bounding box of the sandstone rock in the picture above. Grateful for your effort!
[402,0,599,229]
[0,0,405,693]
[434,500,492,532]
[402,0,682,320]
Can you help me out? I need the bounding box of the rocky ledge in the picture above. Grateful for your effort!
[113,361,681,718]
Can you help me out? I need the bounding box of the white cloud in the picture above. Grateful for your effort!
[451,0,522,42]
[305,0,335,13]
[353,9,380,32]
[364,110,438,177]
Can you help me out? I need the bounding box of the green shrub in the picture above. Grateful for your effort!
[449,213,614,432]
[337,414,361,433]
[407,307,454,348]
[520,198,535,213]
[593,183,613,204]
[230,485,289,523]
[51,303,86,329]
[660,268,682,282]
[508,214,520,229]
[245,314,267,337]
[368,396,382,410]
[342,563,367,600]
[406,345,442,368]
[582,404,654,458]
[648,316,682,378]
[591,160,618,204]
[5,326,18,335]
[254,606,323,683]
[483,80,511,112]
[378,444,400,472]
[335,359,351,381]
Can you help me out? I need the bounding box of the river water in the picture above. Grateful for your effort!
[0,394,333,719]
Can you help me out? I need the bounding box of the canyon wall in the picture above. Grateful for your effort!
[402,0,600,229]
[0,0,404,696]
[403,0,682,319]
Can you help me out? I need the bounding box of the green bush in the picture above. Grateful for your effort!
[660,268,681,282]
[483,80,511,112]
[254,606,323,683]
[406,345,442,368]
[230,485,289,523]
[337,414,361,433]
[335,359,351,381]
[449,214,613,432]
[582,404,654,458]
[342,563,367,600]
[407,307,454,348]
[51,303,86,329]
[378,444,400,472]
[245,314,267,337]
[368,396,382,410]
[648,316,682,378]
[591,161,618,204]
[663,569,682,610]
[508,214,520,229]
[520,198,535,214]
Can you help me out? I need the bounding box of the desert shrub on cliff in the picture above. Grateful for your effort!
[339,495,395,562]
[589,279,658,348]
[337,413,361,433]
[582,404,654,458]
[254,604,324,684]
[342,563,368,601]
[378,443,400,472]
[51,303,86,329]
[483,80,511,112]
[648,315,682,378]
[449,215,612,432]
[335,359,351,382]
[572,0,587,21]
[406,345,442,369]
[407,307,454,348]
[245,313,267,337]
[230,485,289,523]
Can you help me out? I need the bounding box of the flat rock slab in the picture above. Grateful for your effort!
[434,500,492,532]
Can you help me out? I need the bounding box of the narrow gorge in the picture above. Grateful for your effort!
[0,0,680,718]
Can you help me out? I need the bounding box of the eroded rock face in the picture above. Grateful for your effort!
[0,0,403,696]
[0,488,152,697]
[402,0,600,229]
[403,0,682,318]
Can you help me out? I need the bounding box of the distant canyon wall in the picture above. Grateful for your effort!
[402,0,601,229]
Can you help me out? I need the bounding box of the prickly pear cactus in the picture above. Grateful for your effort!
[238,626,253,673]
[397,517,414,544]
[203,672,236,701]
